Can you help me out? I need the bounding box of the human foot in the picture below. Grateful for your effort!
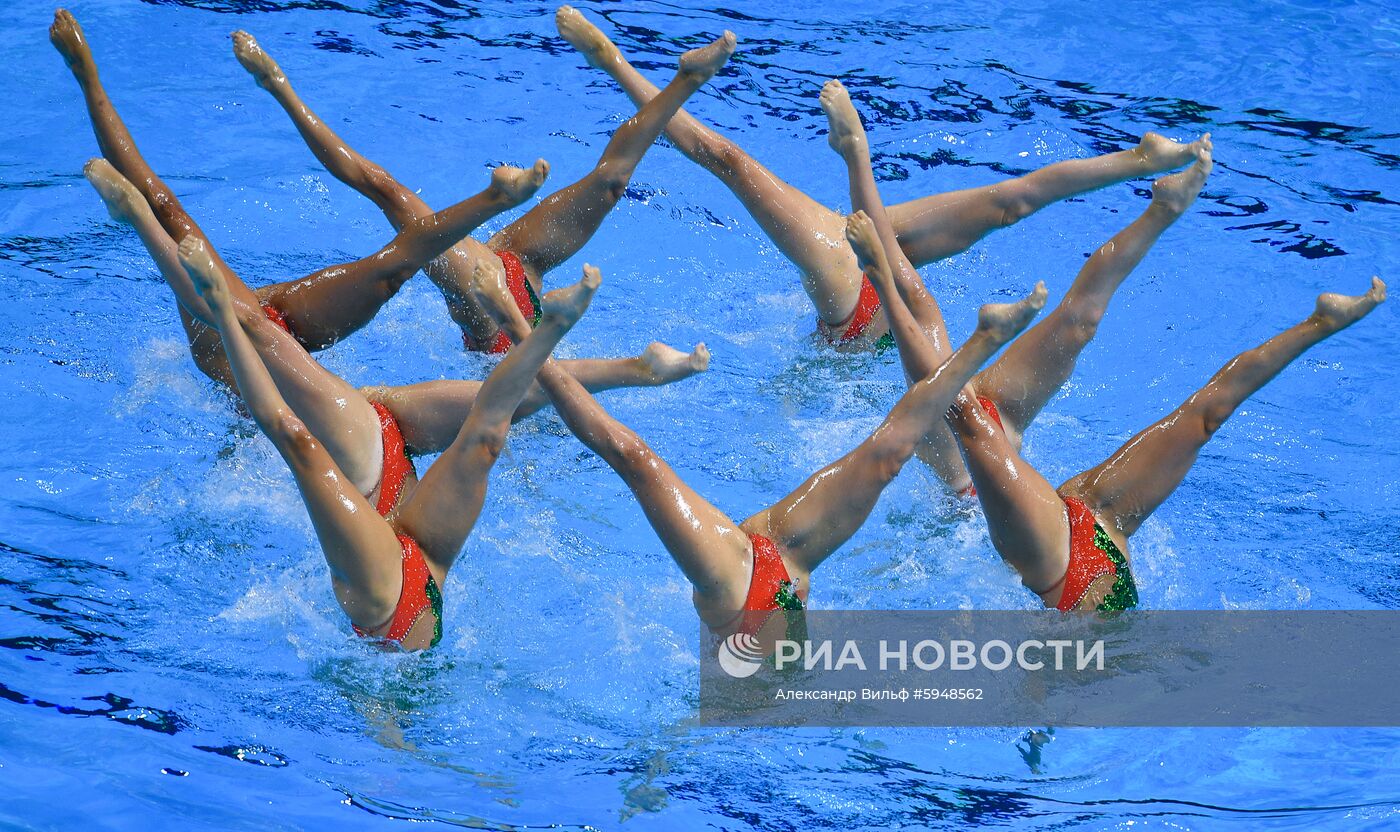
[820,79,867,158]
[977,282,1048,343]
[639,341,710,383]
[844,210,888,276]
[1313,277,1386,332]
[1135,131,1209,173]
[50,10,94,77]
[556,6,621,69]
[677,31,736,84]
[177,236,232,313]
[232,31,286,91]
[536,264,601,332]
[467,256,528,339]
[488,159,550,208]
[1150,138,1213,216]
[83,158,145,224]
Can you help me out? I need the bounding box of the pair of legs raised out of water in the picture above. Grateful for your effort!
[53,8,719,509]
[52,8,732,646]
[540,13,1385,619]
[554,8,1225,493]
[814,78,1386,610]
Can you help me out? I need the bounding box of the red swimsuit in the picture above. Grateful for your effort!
[1053,496,1138,612]
[716,533,807,637]
[368,403,413,516]
[959,396,1005,498]
[818,275,883,345]
[351,534,443,649]
[462,250,542,354]
[258,305,438,647]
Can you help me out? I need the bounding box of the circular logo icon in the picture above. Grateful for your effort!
[717,631,766,678]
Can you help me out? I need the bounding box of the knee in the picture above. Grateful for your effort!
[463,425,509,462]
[271,411,320,458]
[1058,301,1105,345]
[994,187,1038,228]
[374,267,414,302]
[362,164,395,195]
[867,444,910,486]
[606,431,656,474]
[592,167,630,203]
[1198,401,1234,439]
[701,136,746,175]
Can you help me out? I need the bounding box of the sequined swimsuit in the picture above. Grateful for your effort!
[817,275,895,350]
[461,250,543,354]
[352,534,444,649]
[1055,497,1139,612]
[715,533,806,638]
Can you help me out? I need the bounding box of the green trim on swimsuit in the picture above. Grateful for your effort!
[426,575,444,648]
[774,580,804,612]
[874,332,896,352]
[525,280,543,327]
[1092,524,1139,612]
[773,579,807,642]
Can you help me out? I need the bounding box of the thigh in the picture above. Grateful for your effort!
[888,181,1018,266]
[277,423,406,628]
[953,396,1072,592]
[486,172,615,282]
[1059,404,1211,539]
[752,440,903,575]
[240,307,384,491]
[613,440,753,606]
[718,154,861,324]
[363,381,484,457]
[389,436,496,576]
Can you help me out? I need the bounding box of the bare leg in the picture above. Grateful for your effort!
[51,10,249,295]
[489,25,735,284]
[81,158,418,496]
[54,11,542,365]
[52,9,255,383]
[945,389,1073,594]
[975,142,1214,443]
[232,30,429,228]
[482,264,751,620]
[951,279,1387,599]
[261,160,549,351]
[85,159,212,323]
[1062,279,1387,539]
[822,79,951,352]
[530,361,752,620]
[176,235,404,631]
[826,81,977,490]
[887,133,1211,267]
[392,267,600,572]
[748,286,1048,576]
[363,342,710,454]
[557,7,860,325]
[85,156,386,492]
[233,30,510,345]
[845,212,976,490]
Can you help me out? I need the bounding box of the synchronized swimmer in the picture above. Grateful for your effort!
[52,6,1386,650]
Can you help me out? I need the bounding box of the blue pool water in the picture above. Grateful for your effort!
[3,0,1399,827]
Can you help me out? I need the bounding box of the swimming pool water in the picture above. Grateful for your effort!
[2,0,1398,828]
